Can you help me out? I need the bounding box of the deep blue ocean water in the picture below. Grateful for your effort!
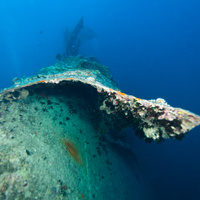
[0,0,200,199]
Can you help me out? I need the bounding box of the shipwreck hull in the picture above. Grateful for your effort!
[0,56,199,199]
[0,81,153,200]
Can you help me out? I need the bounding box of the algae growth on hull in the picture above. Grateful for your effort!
[0,56,200,199]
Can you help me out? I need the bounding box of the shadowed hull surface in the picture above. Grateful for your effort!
[0,82,154,200]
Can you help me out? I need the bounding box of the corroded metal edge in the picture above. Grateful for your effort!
[1,69,200,142]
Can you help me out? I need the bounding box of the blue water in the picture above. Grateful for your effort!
[0,0,200,199]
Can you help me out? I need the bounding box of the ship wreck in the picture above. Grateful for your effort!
[0,18,199,200]
[0,55,200,199]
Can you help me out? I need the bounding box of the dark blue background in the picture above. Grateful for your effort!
[0,1,200,199]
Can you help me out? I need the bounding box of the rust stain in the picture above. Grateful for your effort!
[117,91,126,96]
[67,77,74,80]
[62,139,83,165]
[135,97,141,101]
[80,193,85,199]
[39,80,46,83]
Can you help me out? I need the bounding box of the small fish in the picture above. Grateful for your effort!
[62,139,82,165]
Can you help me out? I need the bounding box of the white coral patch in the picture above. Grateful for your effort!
[143,127,160,140]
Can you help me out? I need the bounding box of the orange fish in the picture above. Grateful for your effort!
[62,139,82,165]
